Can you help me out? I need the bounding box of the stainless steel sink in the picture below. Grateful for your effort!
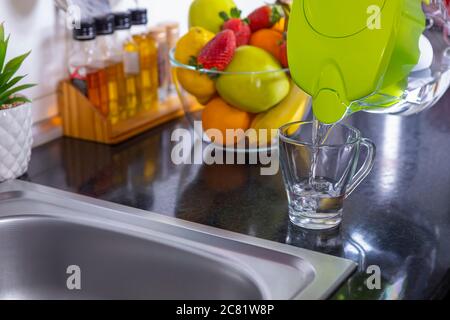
[0,180,356,300]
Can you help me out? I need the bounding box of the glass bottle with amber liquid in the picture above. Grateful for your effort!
[113,12,140,119]
[130,8,159,112]
[69,19,97,97]
[87,15,126,125]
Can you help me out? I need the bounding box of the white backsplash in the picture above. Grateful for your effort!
[0,0,264,124]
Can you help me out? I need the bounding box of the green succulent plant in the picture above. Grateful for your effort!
[0,23,35,110]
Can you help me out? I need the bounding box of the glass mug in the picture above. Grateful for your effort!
[279,121,376,230]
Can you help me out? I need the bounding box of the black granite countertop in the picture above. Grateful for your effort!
[24,91,450,300]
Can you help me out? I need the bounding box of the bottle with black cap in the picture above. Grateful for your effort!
[130,7,149,36]
[88,14,127,124]
[69,19,97,96]
[130,8,159,111]
[113,11,139,119]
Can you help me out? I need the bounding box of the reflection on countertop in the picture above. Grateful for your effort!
[25,91,450,300]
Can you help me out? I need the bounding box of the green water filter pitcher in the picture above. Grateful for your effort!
[287,0,427,124]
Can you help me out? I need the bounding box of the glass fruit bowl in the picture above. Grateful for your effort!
[170,48,311,152]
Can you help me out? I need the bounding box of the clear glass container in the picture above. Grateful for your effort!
[149,26,169,101]
[279,121,375,230]
[160,22,180,96]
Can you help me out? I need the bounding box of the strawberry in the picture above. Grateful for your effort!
[220,7,251,47]
[222,19,251,47]
[279,40,288,68]
[197,30,236,71]
[247,5,283,32]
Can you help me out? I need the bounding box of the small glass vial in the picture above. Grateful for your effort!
[160,22,180,96]
[149,26,168,101]
[130,8,159,111]
[69,19,97,96]
[113,12,140,119]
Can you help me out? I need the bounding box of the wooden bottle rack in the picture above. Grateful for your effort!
[58,81,185,144]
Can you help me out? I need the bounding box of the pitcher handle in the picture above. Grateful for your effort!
[345,138,376,198]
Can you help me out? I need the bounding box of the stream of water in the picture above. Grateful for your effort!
[308,118,334,187]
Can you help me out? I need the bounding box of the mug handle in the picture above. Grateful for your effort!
[345,138,376,198]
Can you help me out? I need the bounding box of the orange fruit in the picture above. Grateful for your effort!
[250,29,284,61]
[202,97,252,146]
[272,18,286,33]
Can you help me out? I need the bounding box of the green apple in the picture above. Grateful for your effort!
[189,0,236,34]
[216,46,290,113]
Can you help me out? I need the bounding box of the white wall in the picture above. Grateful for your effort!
[0,0,265,124]
[0,0,66,123]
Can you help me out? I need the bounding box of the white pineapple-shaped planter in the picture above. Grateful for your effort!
[0,103,33,182]
[0,23,35,182]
